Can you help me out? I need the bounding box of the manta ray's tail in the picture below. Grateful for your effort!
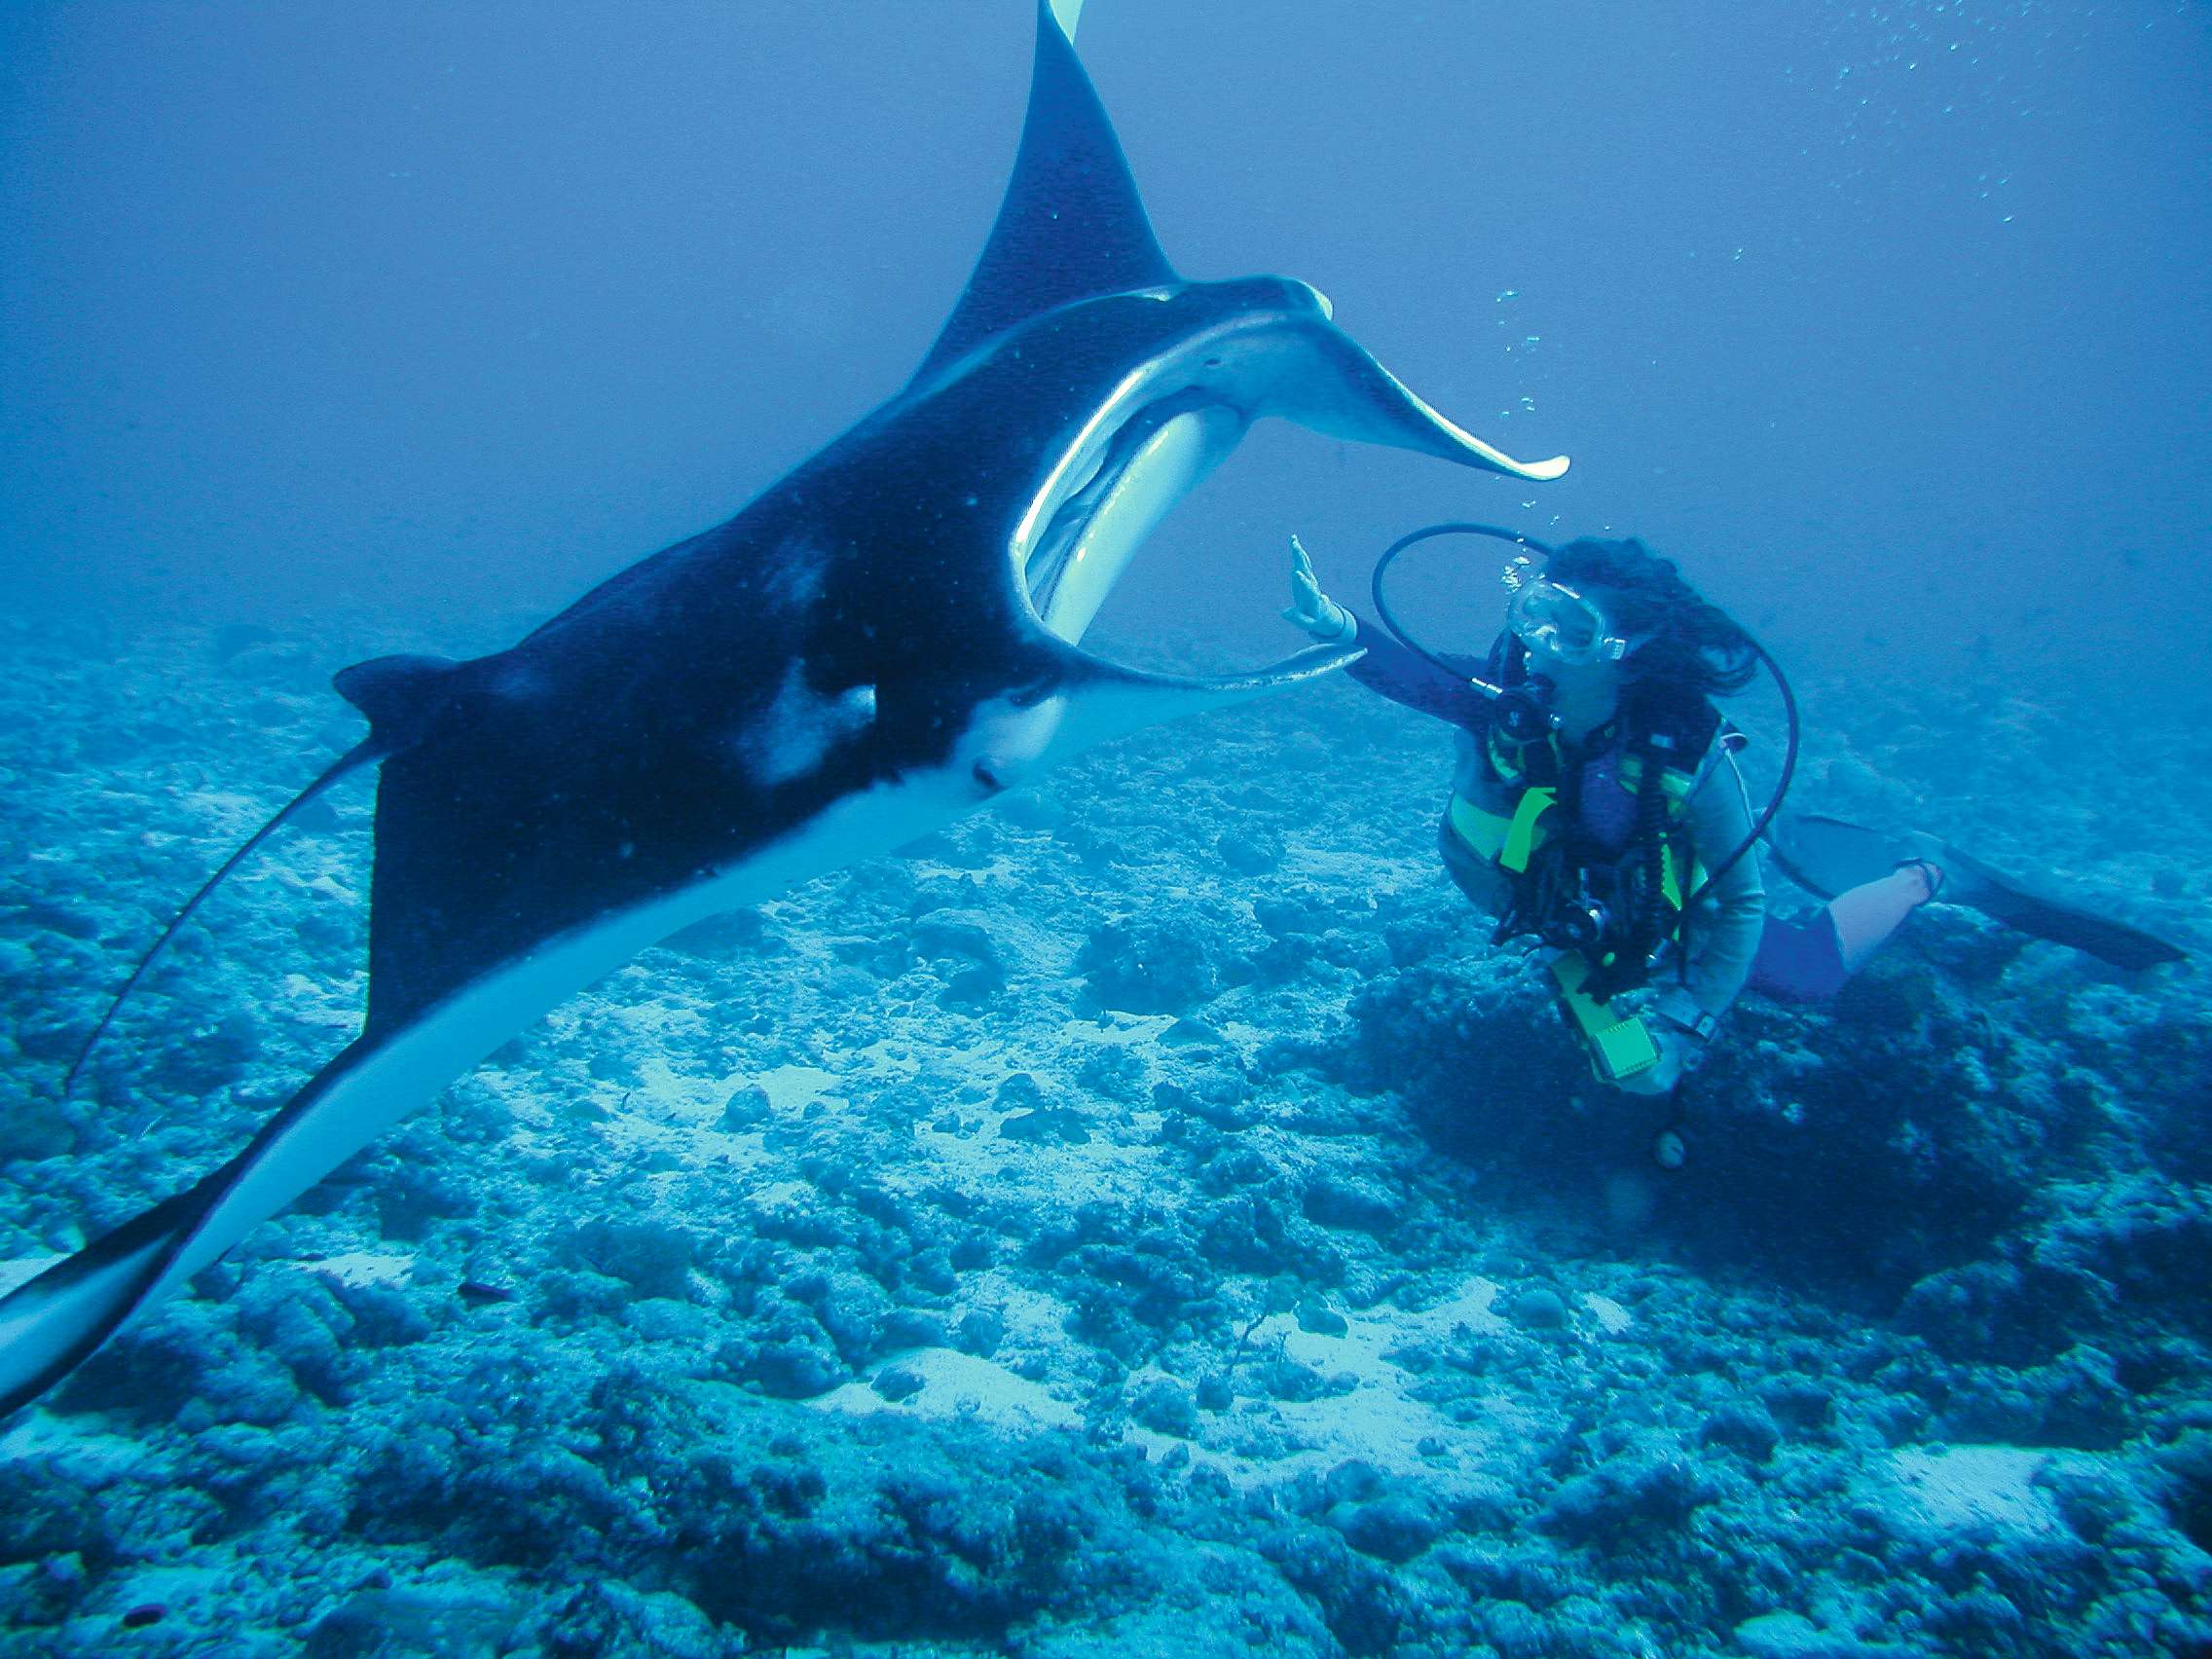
[59,739,385,1094]
[3,1035,385,1419]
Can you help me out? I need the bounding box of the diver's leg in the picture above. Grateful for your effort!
[1748,912,1850,1001]
[1829,861,1940,974]
[1749,862,1939,1001]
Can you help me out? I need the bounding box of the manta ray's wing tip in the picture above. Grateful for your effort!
[1475,445,1570,483]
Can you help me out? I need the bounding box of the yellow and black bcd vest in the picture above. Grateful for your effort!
[1447,714,1717,1084]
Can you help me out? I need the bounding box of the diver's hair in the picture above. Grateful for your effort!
[1543,536,1758,699]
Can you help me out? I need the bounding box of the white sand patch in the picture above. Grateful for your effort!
[1216,1018,1270,1053]
[961,1276,1076,1352]
[1398,1276,1510,1342]
[585,1110,664,1161]
[1078,1012,1177,1049]
[1263,1279,1508,1394]
[183,789,276,837]
[813,1347,1082,1435]
[848,1037,922,1077]
[620,1058,745,1127]
[0,1257,61,1299]
[1888,1445,2060,1533]
[1267,1382,1465,1482]
[899,855,1027,888]
[1279,839,1433,888]
[1582,1293,1633,1335]
[293,1251,414,1290]
[1169,1278,1528,1494]
[755,1064,844,1113]
[927,1117,1164,1200]
[280,972,362,1030]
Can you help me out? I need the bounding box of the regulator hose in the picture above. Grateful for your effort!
[1367,520,1798,908]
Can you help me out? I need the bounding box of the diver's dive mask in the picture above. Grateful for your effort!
[1501,556,1642,666]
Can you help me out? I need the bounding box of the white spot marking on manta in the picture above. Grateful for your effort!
[733,662,875,788]
[487,661,550,704]
[758,551,826,614]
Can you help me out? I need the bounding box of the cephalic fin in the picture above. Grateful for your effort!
[1042,638,1368,756]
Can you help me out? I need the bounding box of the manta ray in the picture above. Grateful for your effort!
[0,1,1565,1416]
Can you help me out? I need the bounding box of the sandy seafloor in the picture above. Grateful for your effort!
[0,608,2207,1659]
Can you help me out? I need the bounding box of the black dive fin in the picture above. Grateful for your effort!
[60,741,383,1094]
[1768,813,2186,972]
[906,0,1174,389]
[1935,843,2187,971]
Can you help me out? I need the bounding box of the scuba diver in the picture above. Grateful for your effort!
[1282,531,2186,1124]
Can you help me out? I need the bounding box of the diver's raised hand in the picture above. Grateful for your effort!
[1283,535,1355,643]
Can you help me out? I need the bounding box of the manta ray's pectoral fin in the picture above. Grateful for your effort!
[908,0,1172,390]
[0,1136,252,1416]
[1276,324,1569,484]
[332,652,466,751]
[6,1014,482,1419]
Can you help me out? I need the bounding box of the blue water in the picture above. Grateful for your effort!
[1,5,2208,1654]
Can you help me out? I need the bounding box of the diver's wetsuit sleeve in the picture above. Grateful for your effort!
[1669,748,1767,1021]
[1339,611,1493,730]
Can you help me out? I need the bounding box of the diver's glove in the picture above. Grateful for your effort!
[1612,993,1716,1096]
[1283,535,1356,643]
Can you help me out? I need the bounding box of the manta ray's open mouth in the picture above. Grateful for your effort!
[1010,287,1567,675]
[1019,389,1243,651]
